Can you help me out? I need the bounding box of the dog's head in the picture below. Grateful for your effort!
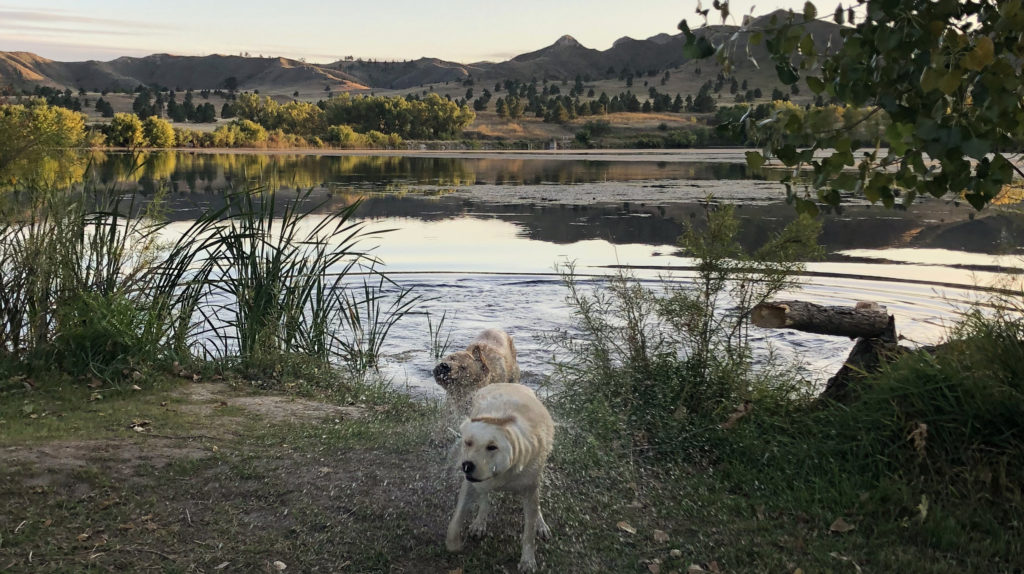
[457,415,516,483]
[433,346,489,390]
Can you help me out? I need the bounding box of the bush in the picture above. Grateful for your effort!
[548,202,821,452]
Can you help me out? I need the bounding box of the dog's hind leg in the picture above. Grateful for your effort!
[518,487,542,573]
[468,490,490,537]
[446,480,478,552]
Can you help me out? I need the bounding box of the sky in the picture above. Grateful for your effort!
[0,0,839,64]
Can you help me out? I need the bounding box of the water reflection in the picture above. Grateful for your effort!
[61,150,1024,262]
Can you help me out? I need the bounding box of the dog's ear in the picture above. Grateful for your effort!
[470,344,491,375]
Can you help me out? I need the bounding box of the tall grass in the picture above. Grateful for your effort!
[0,183,417,383]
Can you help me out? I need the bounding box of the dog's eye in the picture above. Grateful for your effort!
[486,444,498,451]
[465,441,473,447]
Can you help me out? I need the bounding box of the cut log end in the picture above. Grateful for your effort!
[751,303,791,329]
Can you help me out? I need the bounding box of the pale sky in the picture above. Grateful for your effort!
[0,1,839,64]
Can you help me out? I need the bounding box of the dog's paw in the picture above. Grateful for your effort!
[518,554,538,573]
[468,520,488,538]
[536,520,551,541]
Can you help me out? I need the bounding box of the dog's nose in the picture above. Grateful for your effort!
[433,362,450,378]
[461,461,475,474]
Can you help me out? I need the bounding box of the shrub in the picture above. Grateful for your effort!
[548,202,821,452]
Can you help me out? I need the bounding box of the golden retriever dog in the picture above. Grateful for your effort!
[433,328,520,413]
[445,383,555,572]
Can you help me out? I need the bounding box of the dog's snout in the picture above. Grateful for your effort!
[461,461,475,474]
[433,362,451,378]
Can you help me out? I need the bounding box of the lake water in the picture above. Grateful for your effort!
[90,150,1024,394]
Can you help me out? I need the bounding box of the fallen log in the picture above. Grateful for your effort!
[751,300,899,402]
[751,300,890,339]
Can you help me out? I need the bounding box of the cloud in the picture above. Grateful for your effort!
[1,22,146,37]
[0,6,170,32]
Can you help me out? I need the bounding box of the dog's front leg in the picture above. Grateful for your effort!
[518,486,542,572]
[446,480,477,552]
[468,489,490,537]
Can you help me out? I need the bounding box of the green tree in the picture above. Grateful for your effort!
[0,100,86,180]
[682,0,1024,211]
[142,116,176,147]
[107,113,145,148]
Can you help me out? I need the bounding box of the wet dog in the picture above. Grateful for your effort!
[445,383,555,572]
[433,328,520,415]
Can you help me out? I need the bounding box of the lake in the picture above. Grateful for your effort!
[87,149,1024,394]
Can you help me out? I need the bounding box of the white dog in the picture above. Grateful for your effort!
[433,328,521,413]
[445,383,555,572]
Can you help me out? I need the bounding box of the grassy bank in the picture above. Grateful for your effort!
[3,344,1020,573]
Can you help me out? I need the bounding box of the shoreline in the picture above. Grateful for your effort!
[96,146,763,163]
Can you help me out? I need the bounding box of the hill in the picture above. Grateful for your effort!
[0,10,842,94]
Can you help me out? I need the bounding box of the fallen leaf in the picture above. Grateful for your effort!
[616,521,637,534]
[118,523,135,531]
[87,378,103,389]
[211,445,219,453]
[272,560,287,571]
[160,401,168,407]
[43,519,52,527]
[131,385,142,391]
[447,569,463,574]
[669,549,682,559]
[648,561,661,574]
[708,561,721,573]
[829,517,855,533]
[794,569,804,574]
[214,562,230,570]
[687,565,705,574]
[653,529,670,543]
[98,497,118,510]
[77,532,91,542]
[192,373,201,382]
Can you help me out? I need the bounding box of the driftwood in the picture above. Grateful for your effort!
[751,300,890,339]
[751,300,901,402]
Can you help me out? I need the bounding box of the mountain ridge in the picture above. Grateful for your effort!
[0,13,842,93]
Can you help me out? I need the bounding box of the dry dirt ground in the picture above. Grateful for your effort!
[1,382,645,573]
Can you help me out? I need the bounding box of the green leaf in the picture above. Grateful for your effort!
[683,36,716,59]
[745,151,766,170]
[776,144,799,165]
[938,72,961,95]
[806,76,825,94]
[963,36,995,71]
[962,138,991,160]
[919,67,942,92]
[795,197,820,216]
[833,5,845,25]
[775,62,800,85]
[833,173,859,191]
[803,1,818,21]
[678,20,691,35]
[800,33,816,56]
